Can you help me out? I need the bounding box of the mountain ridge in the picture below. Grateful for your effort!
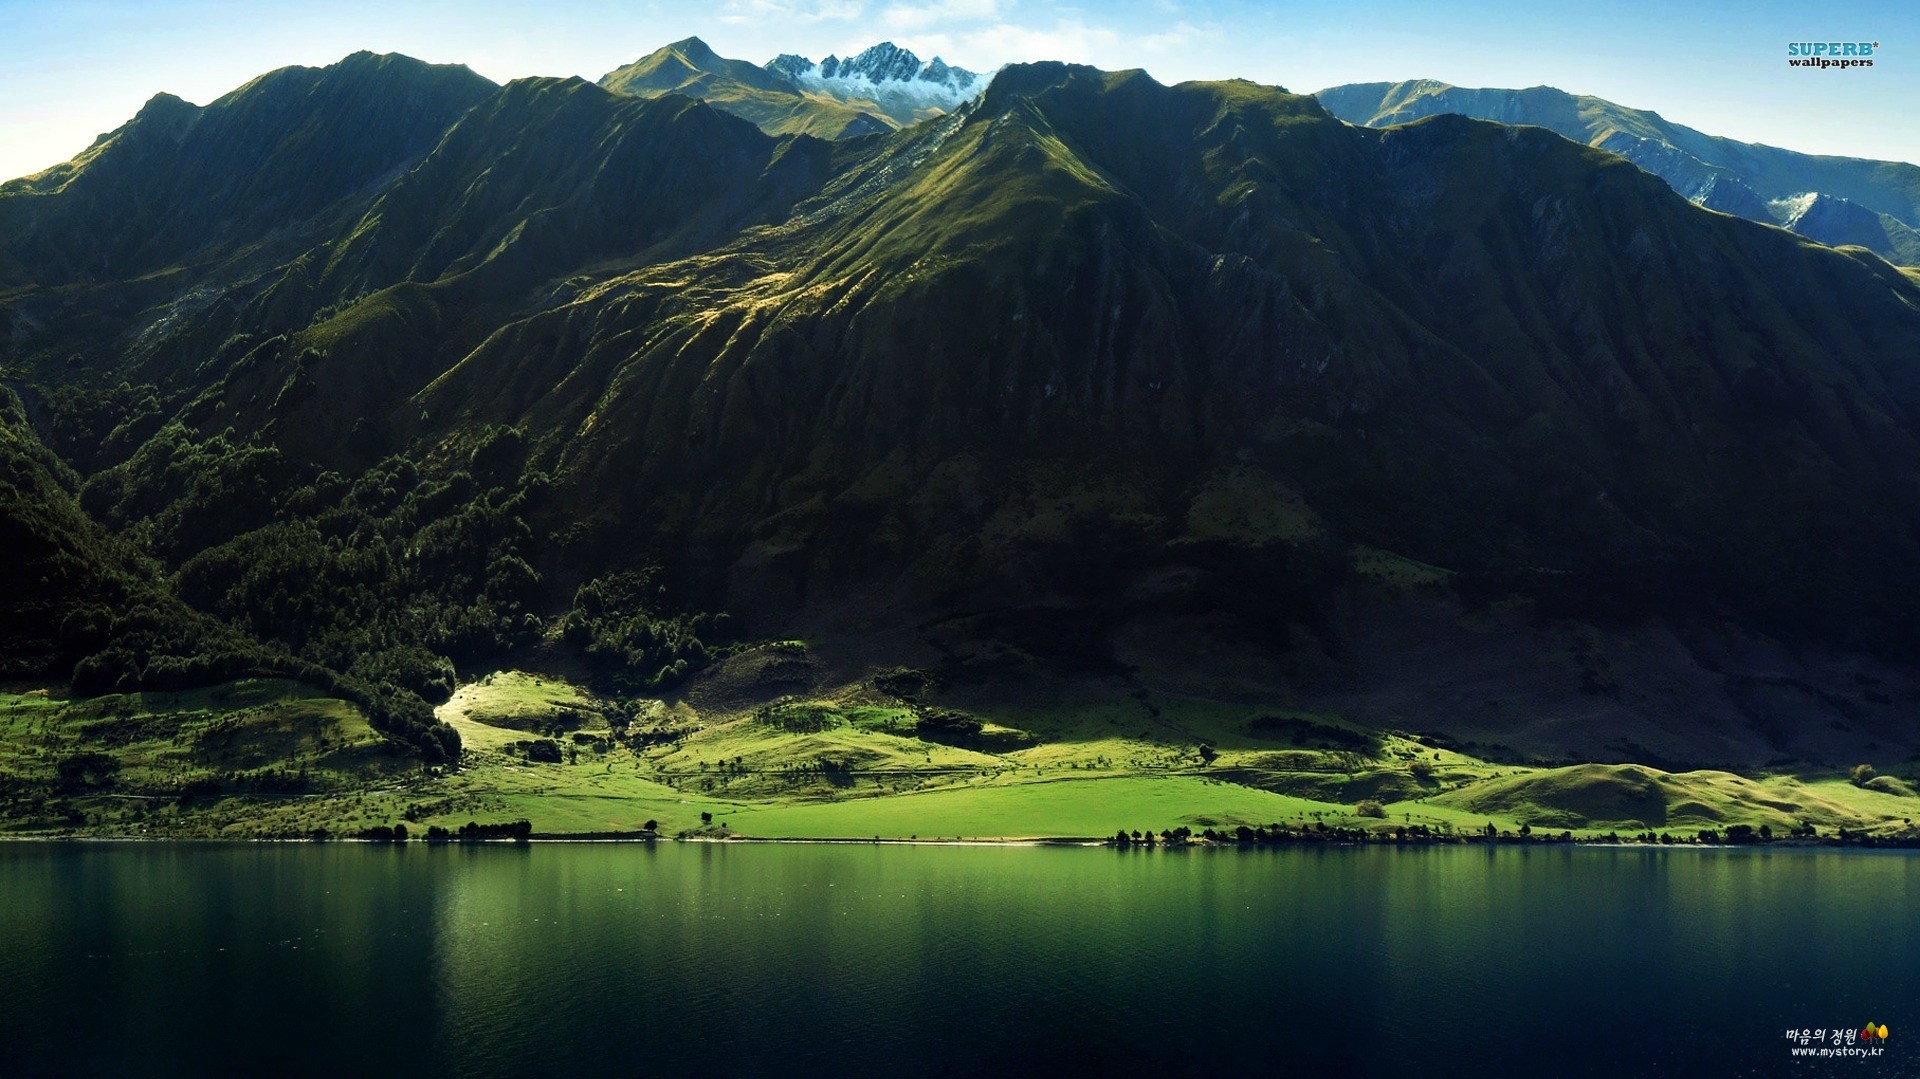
[0,51,497,287]
[1316,78,1920,264]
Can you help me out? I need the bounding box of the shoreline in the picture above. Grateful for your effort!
[3,833,1917,851]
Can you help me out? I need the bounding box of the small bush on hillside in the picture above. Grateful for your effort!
[915,708,983,743]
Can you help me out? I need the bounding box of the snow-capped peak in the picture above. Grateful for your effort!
[767,42,988,113]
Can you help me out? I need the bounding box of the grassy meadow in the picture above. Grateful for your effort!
[3,649,1918,842]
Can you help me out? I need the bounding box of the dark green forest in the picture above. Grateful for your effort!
[5,376,724,763]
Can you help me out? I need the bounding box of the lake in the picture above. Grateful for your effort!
[0,841,1913,1077]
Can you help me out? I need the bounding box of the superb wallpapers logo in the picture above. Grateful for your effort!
[1787,41,1879,68]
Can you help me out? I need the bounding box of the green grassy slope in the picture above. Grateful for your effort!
[721,775,1336,839]
[0,679,411,834]
[8,654,1913,841]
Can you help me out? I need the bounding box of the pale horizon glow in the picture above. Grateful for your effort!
[2,0,1917,183]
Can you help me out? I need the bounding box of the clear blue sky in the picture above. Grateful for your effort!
[3,0,1916,182]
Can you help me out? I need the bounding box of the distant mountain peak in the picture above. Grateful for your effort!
[331,50,473,78]
[766,41,988,117]
[602,37,795,99]
[135,91,197,119]
[664,36,718,60]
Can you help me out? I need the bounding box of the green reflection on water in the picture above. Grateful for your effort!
[2,843,1914,1077]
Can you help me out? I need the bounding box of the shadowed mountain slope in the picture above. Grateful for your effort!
[0,52,496,286]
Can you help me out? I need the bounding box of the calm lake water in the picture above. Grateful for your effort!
[0,841,1914,1077]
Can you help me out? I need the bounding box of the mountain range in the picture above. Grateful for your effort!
[1317,79,1920,265]
[3,43,1920,773]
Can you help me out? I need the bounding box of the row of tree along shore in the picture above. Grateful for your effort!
[1108,822,1920,848]
[228,818,1919,847]
[352,820,532,843]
